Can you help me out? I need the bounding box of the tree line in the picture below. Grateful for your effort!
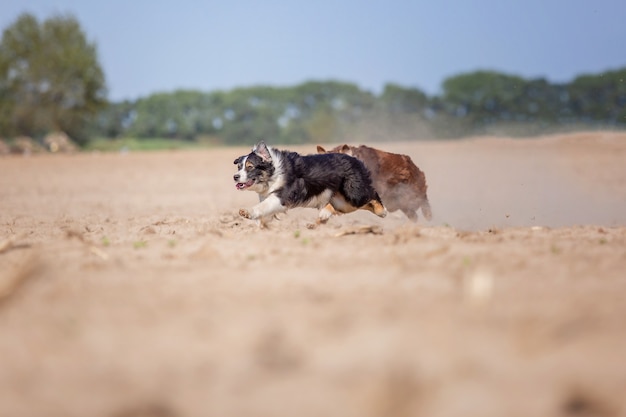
[1,13,625,147]
[92,70,626,145]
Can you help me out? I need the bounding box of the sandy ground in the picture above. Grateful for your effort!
[1,132,626,417]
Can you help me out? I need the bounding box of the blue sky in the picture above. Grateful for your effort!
[2,0,625,101]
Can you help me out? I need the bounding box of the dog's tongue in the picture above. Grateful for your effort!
[236,180,253,190]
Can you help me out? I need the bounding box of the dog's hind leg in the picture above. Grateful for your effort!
[329,193,387,218]
[420,199,433,221]
[402,208,419,222]
[361,199,388,218]
[329,194,358,214]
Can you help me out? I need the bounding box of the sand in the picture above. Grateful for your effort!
[1,132,625,417]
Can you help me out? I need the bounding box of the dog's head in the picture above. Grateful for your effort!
[233,141,275,193]
[316,144,353,156]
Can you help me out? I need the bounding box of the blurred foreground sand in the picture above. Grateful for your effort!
[1,132,625,417]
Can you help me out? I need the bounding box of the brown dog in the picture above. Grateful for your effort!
[317,144,432,222]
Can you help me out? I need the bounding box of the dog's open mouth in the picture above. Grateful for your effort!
[236,180,254,190]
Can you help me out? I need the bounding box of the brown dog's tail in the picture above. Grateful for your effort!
[421,198,433,221]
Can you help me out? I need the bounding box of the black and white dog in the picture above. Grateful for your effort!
[233,141,387,227]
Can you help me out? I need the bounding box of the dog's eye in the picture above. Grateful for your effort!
[237,163,243,170]
[245,165,253,171]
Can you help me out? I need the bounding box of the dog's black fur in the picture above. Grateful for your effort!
[233,141,386,226]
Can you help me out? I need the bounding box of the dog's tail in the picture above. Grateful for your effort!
[421,198,433,221]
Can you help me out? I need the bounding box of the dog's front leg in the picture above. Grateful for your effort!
[239,194,286,224]
[317,203,338,224]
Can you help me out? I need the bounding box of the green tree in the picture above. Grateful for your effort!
[568,68,626,124]
[380,83,428,113]
[0,13,107,143]
[442,71,527,124]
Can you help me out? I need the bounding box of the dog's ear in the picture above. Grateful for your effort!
[233,156,243,165]
[253,141,272,162]
[316,145,326,154]
[341,144,351,153]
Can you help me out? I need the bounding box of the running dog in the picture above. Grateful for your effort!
[234,141,387,227]
[318,144,432,222]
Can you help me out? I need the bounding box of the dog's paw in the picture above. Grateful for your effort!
[239,209,251,219]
